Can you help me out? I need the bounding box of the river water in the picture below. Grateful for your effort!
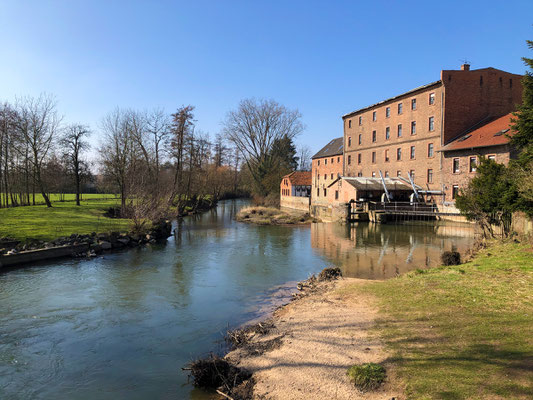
[0,199,475,399]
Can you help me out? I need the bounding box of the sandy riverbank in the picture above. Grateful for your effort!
[225,278,403,400]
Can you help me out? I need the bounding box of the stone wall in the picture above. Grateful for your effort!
[280,196,310,213]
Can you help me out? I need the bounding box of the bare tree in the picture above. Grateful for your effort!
[13,94,61,207]
[223,98,303,196]
[60,124,91,206]
[297,144,312,171]
[100,108,134,211]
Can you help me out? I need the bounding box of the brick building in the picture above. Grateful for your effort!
[280,171,312,212]
[342,64,522,204]
[310,138,344,219]
[440,112,516,201]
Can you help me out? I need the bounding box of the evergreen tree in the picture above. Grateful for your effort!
[511,39,533,153]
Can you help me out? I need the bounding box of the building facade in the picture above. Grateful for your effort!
[342,65,522,204]
[310,138,344,219]
[280,171,312,212]
[440,112,516,201]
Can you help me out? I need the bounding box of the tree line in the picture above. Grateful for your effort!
[0,96,308,214]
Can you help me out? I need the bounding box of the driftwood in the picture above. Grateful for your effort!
[216,389,235,400]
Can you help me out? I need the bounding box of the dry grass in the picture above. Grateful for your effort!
[235,206,313,225]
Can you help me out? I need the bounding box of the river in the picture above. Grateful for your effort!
[0,199,475,399]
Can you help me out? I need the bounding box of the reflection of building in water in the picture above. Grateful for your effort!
[311,222,475,280]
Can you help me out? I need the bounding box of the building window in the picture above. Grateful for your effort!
[324,174,327,179]
[317,160,320,166]
[396,148,402,160]
[337,156,340,163]
[372,130,377,142]
[348,155,351,165]
[429,116,434,131]
[331,157,334,163]
[335,190,339,200]
[453,158,460,173]
[429,93,435,105]
[409,170,415,180]
[411,121,416,135]
[385,171,389,177]
[488,155,496,161]
[411,98,417,110]
[372,171,376,177]
[428,143,434,157]
[469,157,477,172]
[358,172,363,177]
[385,126,390,140]
[359,116,362,125]
[348,137,351,147]
[397,124,402,137]
[372,151,376,163]
[427,169,433,183]
[330,173,333,179]
[325,159,327,165]
[398,103,403,114]
[410,146,415,159]
[372,111,377,121]
[452,185,459,199]
[323,188,327,196]
[358,153,361,164]
[397,170,402,177]
[386,107,390,118]
[348,119,352,128]
[385,149,390,162]
[510,79,513,88]
[316,188,319,197]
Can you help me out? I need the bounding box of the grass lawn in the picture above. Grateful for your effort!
[341,241,533,400]
[0,198,131,241]
[1,193,117,207]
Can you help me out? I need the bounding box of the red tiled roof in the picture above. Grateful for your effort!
[441,113,514,151]
[283,171,311,186]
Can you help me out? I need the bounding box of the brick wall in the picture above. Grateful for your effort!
[311,155,343,206]
[343,84,444,192]
[441,144,511,202]
[442,68,522,144]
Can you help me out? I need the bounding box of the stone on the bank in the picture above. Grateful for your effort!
[100,241,112,250]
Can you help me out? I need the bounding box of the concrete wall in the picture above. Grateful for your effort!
[0,244,90,268]
[280,195,310,213]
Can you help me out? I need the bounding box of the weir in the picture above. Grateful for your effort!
[347,200,462,223]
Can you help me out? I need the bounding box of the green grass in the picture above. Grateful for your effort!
[347,363,386,391]
[342,241,533,400]
[0,198,131,241]
[0,193,117,207]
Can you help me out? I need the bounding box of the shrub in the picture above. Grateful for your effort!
[318,267,342,281]
[441,251,461,266]
[347,363,386,391]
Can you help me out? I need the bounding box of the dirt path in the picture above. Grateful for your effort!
[226,278,403,400]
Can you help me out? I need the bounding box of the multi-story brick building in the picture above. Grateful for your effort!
[310,138,343,218]
[342,64,522,204]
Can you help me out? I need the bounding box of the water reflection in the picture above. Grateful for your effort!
[311,221,476,279]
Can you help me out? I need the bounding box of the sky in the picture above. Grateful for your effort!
[1,0,532,155]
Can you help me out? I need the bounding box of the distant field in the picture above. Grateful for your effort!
[0,193,118,207]
[0,198,131,241]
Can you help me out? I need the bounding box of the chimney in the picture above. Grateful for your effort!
[461,63,470,71]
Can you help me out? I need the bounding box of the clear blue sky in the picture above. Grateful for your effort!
[1,0,532,155]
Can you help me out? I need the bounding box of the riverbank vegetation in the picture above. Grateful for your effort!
[341,240,533,399]
[235,206,314,225]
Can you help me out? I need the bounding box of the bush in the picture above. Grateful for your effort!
[318,267,342,281]
[441,251,461,266]
[347,363,386,391]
